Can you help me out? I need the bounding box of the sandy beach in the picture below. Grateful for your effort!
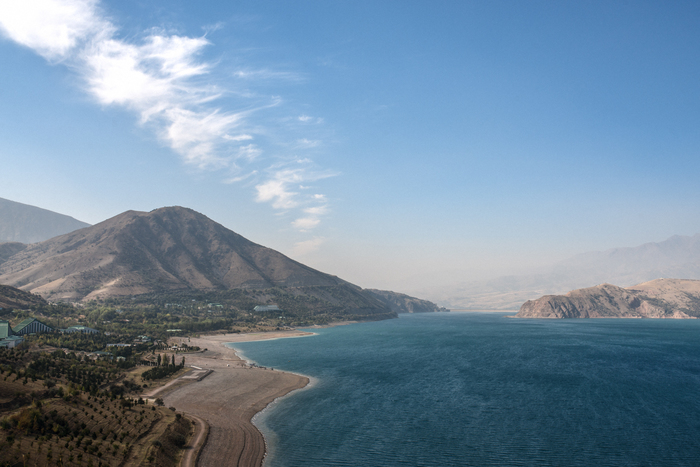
[157,331,313,467]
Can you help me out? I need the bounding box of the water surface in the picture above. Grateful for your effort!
[232,313,700,466]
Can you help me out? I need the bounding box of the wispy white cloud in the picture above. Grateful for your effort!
[0,0,336,231]
[233,68,304,82]
[296,138,321,148]
[256,176,299,210]
[292,216,320,230]
[0,0,111,61]
[303,205,328,216]
[292,236,326,256]
[298,114,323,124]
[255,160,336,224]
[292,203,329,231]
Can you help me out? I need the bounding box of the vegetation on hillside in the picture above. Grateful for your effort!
[0,345,193,467]
[1,283,395,345]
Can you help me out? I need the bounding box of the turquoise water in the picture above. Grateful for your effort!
[231,313,700,466]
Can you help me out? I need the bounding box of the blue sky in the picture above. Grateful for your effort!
[0,0,699,292]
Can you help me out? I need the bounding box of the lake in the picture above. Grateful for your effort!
[231,312,700,466]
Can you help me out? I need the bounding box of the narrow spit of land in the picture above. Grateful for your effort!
[153,331,312,467]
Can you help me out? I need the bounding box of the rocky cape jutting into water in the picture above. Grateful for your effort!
[516,278,700,318]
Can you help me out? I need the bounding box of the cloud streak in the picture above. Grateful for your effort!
[0,0,334,230]
[255,160,336,228]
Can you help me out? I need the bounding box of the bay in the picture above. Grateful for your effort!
[231,312,700,466]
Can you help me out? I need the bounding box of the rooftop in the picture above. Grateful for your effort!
[0,320,12,339]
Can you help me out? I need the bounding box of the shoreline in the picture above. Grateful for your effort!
[160,330,314,467]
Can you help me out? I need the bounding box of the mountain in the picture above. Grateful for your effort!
[516,279,700,318]
[0,243,26,266]
[415,233,700,310]
[0,206,394,320]
[365,289,449,313]
[0,284,46,310]
[0,197,90,243]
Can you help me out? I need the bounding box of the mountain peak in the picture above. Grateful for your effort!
[0,206,343,302]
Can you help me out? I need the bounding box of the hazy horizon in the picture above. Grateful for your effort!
[1,0,699,293]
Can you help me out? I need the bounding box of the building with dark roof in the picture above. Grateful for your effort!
[12,318,54,335]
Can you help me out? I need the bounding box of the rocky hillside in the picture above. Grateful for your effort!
[0,284,46,310]
[0,207,391,323]
[365,289,449,313]
[516,279,700,318]
[0,243,26,265]
[0,197,90,243]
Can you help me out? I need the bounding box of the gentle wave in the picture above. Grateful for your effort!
[236,313,700,467]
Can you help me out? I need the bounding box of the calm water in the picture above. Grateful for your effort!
[231,313,700,466]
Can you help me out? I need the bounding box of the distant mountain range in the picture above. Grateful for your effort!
[417,234,700,310]
[0,205,443,319]
[0,197,90,243]
[516,279,700,319]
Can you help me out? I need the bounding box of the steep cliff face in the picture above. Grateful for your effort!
[516,279,700,319]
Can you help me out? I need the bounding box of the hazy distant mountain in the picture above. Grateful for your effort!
[516,279,700,319]
[0,206,391,323]
[0,197,90,243]
[418,234,700,310]
[365,289,449,313]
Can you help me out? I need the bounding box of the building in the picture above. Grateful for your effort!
[12,318,54,335]
[0,335,24,348]
[63,325,99,334]
[0,320,12,339]
[87,351,113,360]
[253,305,281,312]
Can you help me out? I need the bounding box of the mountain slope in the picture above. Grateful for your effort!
[0,284,46,310]
[0,197,90,243]
[516,279,700,318]
[0,242,26,266]
[0,207,364,303]
[365,289,449,313]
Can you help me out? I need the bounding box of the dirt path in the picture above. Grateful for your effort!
[180,413,208,467]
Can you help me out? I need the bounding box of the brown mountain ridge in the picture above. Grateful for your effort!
[0,207,367,305]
